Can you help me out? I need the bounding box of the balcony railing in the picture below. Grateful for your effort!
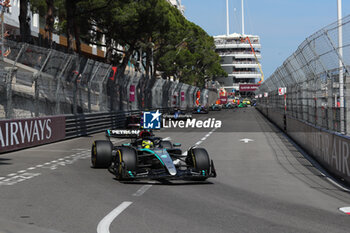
[217,51,261,56]
[215,39,260,45]
[231,71,261,74]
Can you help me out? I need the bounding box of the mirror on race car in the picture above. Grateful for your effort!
[173,143,181,147]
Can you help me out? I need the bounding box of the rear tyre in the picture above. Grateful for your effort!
[160,141,173,149]
[115,147,137,180]
[91,140,113,168]
[186,148,211,181]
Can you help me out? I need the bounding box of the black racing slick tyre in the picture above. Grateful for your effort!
[91,140,113,168]
[160,141,173,149]
[115,147,137,180]
[186,148,210,171]
[186,148,211,181]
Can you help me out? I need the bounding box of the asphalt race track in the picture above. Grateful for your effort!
[1,108,350,233]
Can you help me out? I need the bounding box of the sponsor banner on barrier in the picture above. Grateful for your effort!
[129,85,135,102]
[181,92,185,101]
[287,116,350,182]
[220,95,228,104]
[0,116,66,153]
[278,87,287,95]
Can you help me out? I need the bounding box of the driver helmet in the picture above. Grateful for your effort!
[142,140,154,149]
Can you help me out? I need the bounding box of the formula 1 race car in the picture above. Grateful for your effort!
[209,104,222,111]
[222,102,237,109]
[125,114,141,129]
[192,105,209,114]
[91,130,216,181]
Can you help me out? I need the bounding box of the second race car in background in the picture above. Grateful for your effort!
[193,105,209,114]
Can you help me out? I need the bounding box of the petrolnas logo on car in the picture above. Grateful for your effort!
[143,110,161,129]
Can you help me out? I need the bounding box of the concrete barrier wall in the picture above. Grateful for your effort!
[268,109,285,130]
[257,104,350,184]
[287,116,350,184]
[0,116,66,153]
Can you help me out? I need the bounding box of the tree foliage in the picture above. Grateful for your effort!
[23,0,226,85]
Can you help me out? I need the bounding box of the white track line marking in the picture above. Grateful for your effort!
[97,201,133,233]
[1,151,91,187]
[27,149,74,153]
[133,185,153,197]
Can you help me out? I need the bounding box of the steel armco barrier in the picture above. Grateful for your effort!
[64,108,171,139]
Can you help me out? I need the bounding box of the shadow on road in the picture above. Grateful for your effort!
[0,158,12,165]
[117,179,214,186]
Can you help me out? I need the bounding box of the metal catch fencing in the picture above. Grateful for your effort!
[257,15,350,134]
[0,39,214,119]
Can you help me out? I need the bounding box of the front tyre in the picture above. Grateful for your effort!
[115,147,138,180]
[186,148,211,181]
[91,140,113,168]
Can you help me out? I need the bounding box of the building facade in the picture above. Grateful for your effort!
[2,0,106,58]
[214,33,262,95]
[167,0,185,15]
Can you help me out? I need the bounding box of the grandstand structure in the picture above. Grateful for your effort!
[167,0,185,15]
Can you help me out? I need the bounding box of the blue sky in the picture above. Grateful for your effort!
[182,0,350,77]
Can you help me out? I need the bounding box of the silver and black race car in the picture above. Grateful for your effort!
[209,104,222,111]
[91,130,216,181]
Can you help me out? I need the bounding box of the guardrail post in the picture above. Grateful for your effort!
[5,67,17,119]
[55,55,72,115]
[305,38,333,129]
[324,29,348,134]
[31,50,53,117]
[88,62,102,113]
[73,80,78,115]
[99,65,111,112]
[33,72,40,117]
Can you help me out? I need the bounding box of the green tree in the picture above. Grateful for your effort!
[154,6,226,86]
[28,0,226,86]
[19,0,31,42]
[30,0,56,45]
